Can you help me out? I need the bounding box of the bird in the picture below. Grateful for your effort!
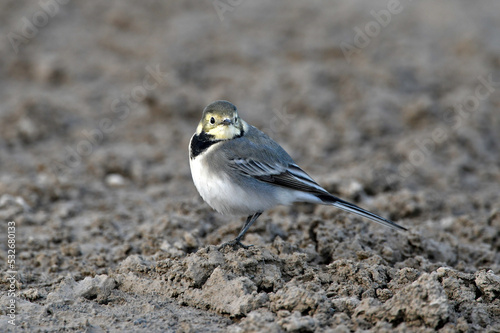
[189,100,406,249]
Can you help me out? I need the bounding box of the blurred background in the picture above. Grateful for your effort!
[1,0,499,202]
[1,0,500,330]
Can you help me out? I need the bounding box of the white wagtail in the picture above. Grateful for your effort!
[189,100,406,249]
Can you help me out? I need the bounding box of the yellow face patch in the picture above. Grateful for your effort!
[197,109,247,140]
[205,122,242,140]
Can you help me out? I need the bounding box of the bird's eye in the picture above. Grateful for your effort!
[210,117,215,124]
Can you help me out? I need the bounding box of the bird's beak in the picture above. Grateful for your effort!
[222,118,232,125]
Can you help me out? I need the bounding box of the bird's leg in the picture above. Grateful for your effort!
[218,212,262,250]
[235,212,262,245]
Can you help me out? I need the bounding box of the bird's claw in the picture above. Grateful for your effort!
[218,239,253,251]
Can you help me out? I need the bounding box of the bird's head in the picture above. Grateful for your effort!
[196,100,247,140]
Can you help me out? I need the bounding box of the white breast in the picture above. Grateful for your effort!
[189,147,283,216]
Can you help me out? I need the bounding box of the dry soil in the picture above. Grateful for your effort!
[1,1,500,332]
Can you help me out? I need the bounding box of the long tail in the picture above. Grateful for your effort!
[317,194,407,231]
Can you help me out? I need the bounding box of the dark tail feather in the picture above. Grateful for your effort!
[317,194,407,231]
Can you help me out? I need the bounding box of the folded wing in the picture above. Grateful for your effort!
[229,158,407,231]
[229,159,329,195]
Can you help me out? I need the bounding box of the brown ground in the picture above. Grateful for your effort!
[1,0,500,332]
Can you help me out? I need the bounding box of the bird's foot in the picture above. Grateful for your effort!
[217,239,253,251]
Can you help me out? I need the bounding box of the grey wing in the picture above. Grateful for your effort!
[229,158,329,195]
[229,158,407,231]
